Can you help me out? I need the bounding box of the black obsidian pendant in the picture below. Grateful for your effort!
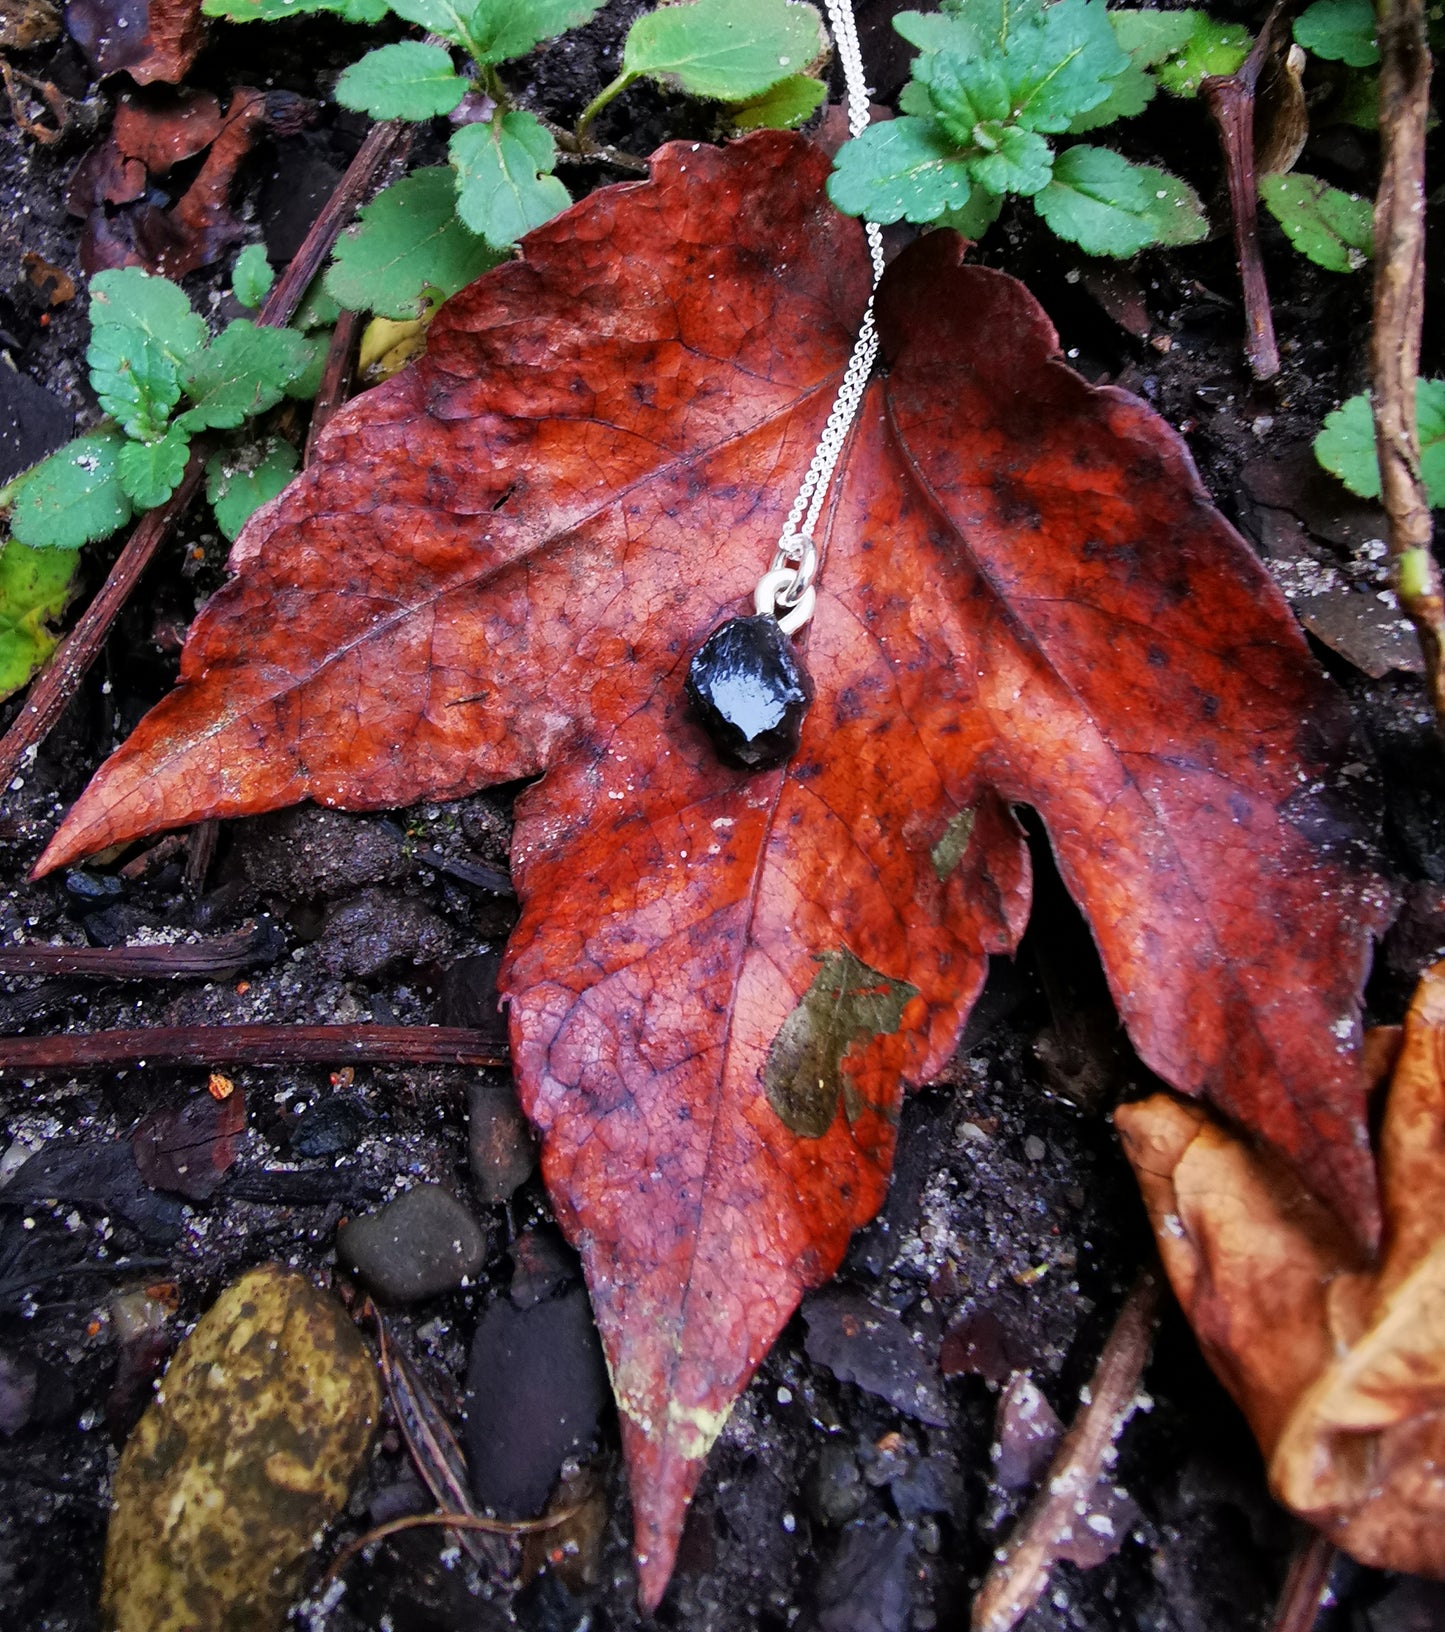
[685,614,813,771]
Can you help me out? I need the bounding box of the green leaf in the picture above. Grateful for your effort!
[1315,382,1445,504]
[1259,173,1372,273]
[176,320,314,432]
[1294,0,1378,66]
[388,0,484,46]
[450,112,570,249]
[117,427,192,510]
[462,0,606,64]
[0,541,77,701]
[1034,144,1206,255]
[8,430,133,550]
[730,73,826,129]
[325,167,503,318]
[1151,13,1251,97]
[86,325,182,441]
[900,0,1044,56]
[827,116,975,225]
[205,439,301,541]
[1065,59,1155,131]
[937,186,1005,240]
[89,268,209,369]
[1002,0,1129,133]
[971,122,1054,196]
[335,42,467,121]
[295,279,342,331]
[1107,8,1199,68]
[286,330,331,401]
[232,244,275,309]
[622,0,826,102]
[202,0,388,21]
[1334,66,1380,129]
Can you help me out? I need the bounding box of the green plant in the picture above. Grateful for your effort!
[826,0,1234,256]
[202,0,830,318]
[1315,381,1445,503]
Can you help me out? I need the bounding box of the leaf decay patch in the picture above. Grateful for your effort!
[38,132,1389,1606]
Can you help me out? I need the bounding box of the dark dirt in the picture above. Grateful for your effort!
[2,2,1445,1630]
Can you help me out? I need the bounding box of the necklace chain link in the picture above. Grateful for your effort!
[755,0,884,632]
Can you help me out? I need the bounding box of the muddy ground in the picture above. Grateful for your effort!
[2,2,1445,1629]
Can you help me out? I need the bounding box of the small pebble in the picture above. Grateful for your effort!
[467,1074,537,1202]
[1024,1135,1047,1162]
[337,1183,488,1302]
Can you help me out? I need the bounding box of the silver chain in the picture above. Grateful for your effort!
[755,0,885,636]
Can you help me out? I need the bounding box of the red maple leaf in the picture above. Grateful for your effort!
[38,133,1390,1605]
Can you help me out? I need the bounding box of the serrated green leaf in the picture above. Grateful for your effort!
[1002,0,1129,132]
[462,0,606,64]
[0,540,77,701]
[89,269,209,370]
[205,439,301,541]
[1034,144,1206,255]
[937,186,1005,240]
[901,0,1044,55]
[1315,382,1445,504]
[8,430,133,550]
[286,330,331,401]
[117,427,192,510]
[1259,172,1372,273]
[1151,13,1251,96]
[202,0,388,21]
[1066,58,1154,130]
[1294,0,1378,66]
[177,321,314,432]
[335,42,467,121]
[295,279,342,331]
[731,73,826,129]
[622,0,826,102]
[388,0,482,47]
[450,112,570,249]
[916,50,1013,142]
[828,116,974,225]
[971,122,1054,196]
[1107,8,1198,67]
[325,167,503,319]
[232,244,276,309]
[86,325,182,442]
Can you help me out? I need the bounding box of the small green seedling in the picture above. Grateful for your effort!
[202,0,830,317]
[827,0,1225,257]
[1315,381,1445,504]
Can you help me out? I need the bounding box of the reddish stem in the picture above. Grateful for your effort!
[0,1025,506,1072]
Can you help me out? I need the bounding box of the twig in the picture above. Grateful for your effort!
[1371,0,1445,728]
[0,121,411,796]
[0,1025,507,1072]
[1200,2,1297,381]
[1269,1532,1340,1632]
[321,1508,575,1589]
[0,920,281,980]
[183,818,220,893]
[971,1272,1162,1632]
[304,307,364,465]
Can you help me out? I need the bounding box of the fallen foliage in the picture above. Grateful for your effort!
[1117,960,1445,1579]
[66,0,207,86]
[39,131,1390,1605]
[67,86,267,277]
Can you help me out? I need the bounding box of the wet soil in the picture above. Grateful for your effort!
[2,3,1445,1630]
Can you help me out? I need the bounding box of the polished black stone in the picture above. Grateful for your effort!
[686,613,812,770]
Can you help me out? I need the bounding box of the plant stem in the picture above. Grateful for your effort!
[1371,0,1445,729]
[0,121,412,800]
[0,1025,507,1073]
[574,70,634,147]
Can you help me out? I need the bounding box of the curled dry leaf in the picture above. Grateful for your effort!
[38,133,1388,1605]
[68,86,266,277]
[1117,964,1445,1579]
[66,0,206,86]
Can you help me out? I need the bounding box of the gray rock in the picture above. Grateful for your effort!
[337,1184,488,1302]
[467,1074,536,1203]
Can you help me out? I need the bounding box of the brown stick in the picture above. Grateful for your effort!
[1269,1532,1339,1632]
[0,921,280,980]
[0,1025,507,1072]
[0,120,410,796]
[1372,0,1445,728]
[971,1272,1162,1632]
[304,306,364,466]
[1201,2,1296,381]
